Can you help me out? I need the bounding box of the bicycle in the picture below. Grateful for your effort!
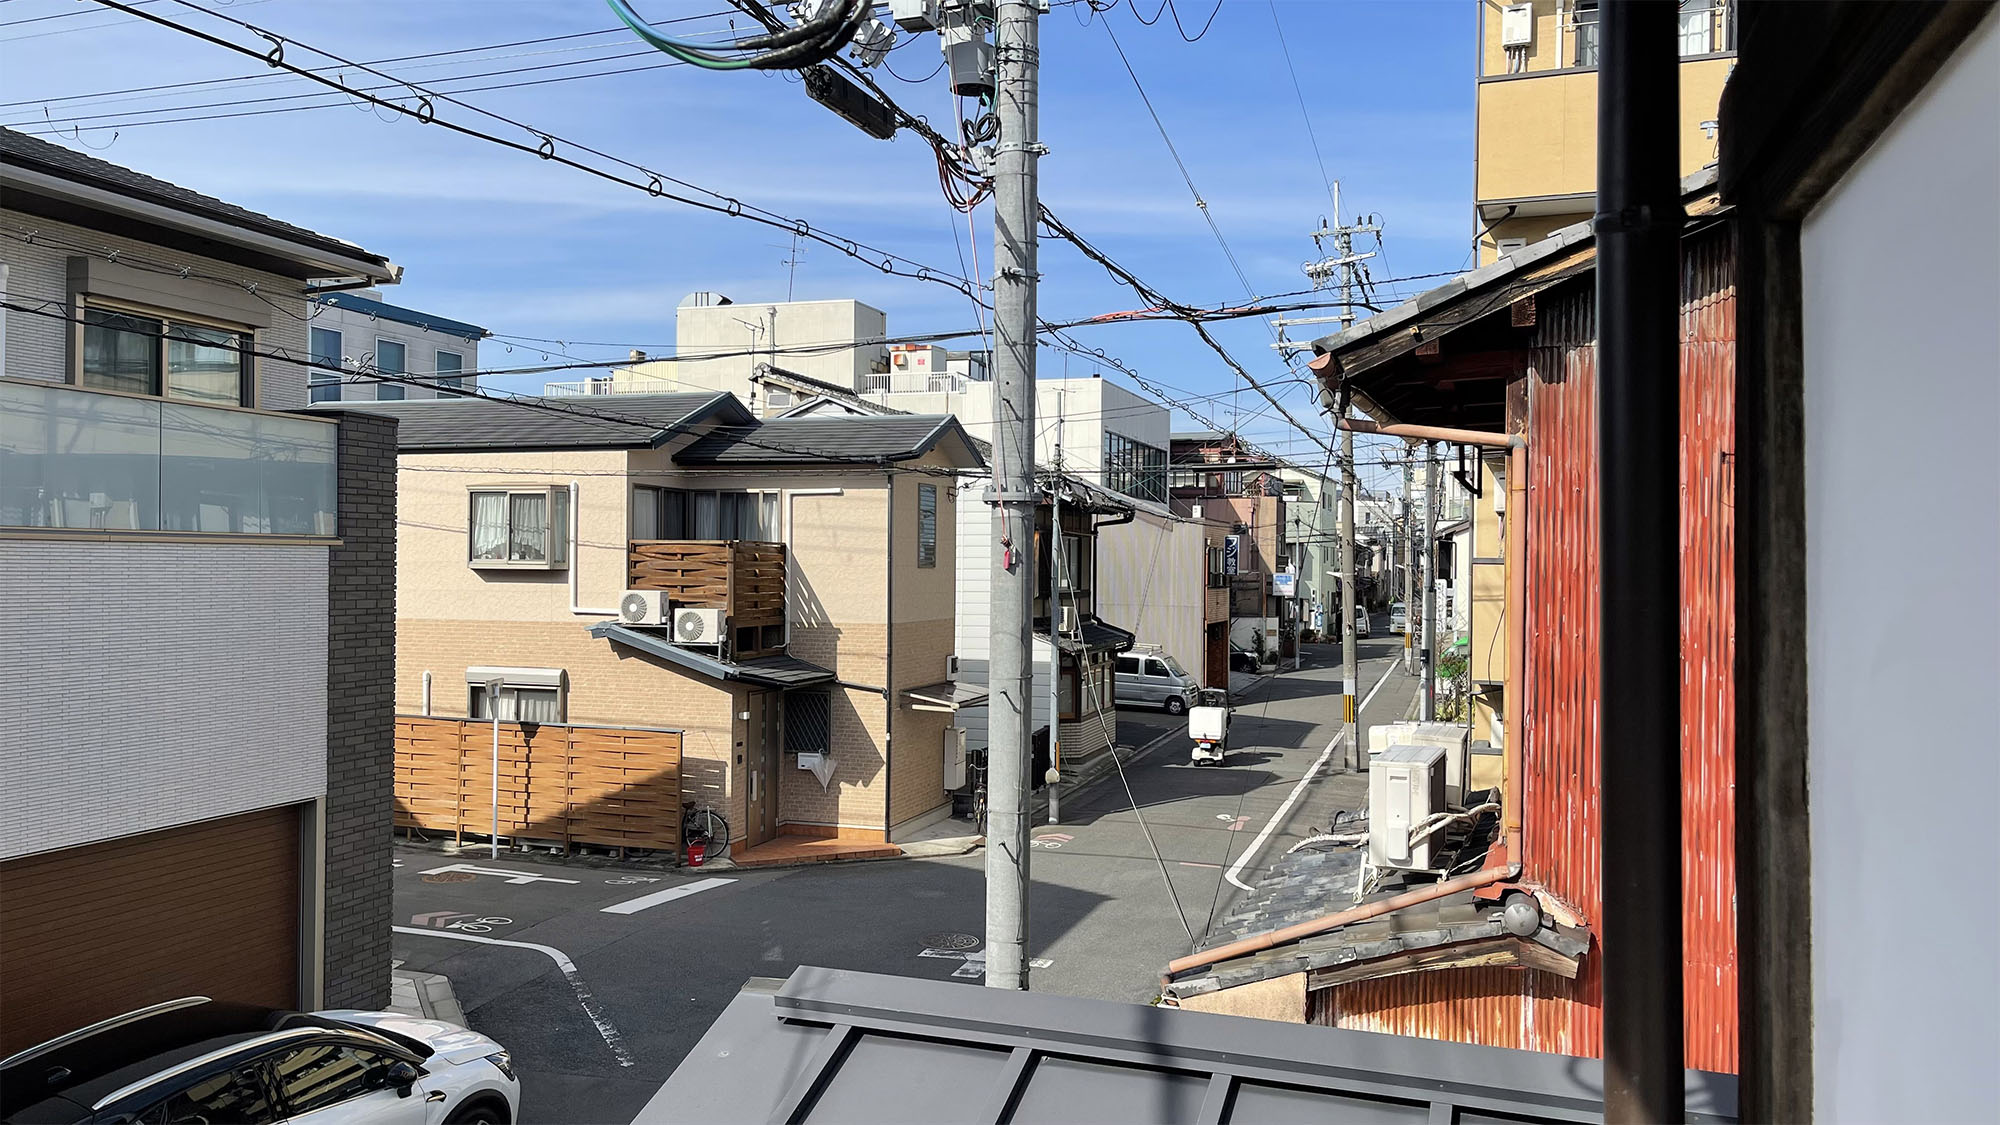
[681,802,731,862]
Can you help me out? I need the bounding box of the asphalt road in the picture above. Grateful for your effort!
[388,633,1417,1124]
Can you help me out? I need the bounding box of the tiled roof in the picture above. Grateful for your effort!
[309,392,749,451]
[0,127,390,270]
[673,414,984,468]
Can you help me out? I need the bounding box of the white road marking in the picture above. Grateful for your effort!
[599,876,734,915]
[420,863,579,885]
[392,926,633,1068]
[1222,659,1402,893]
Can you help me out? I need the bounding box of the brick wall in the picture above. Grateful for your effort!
[321,411,397,1009]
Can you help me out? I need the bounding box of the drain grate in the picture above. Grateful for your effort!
[922,931,981,951]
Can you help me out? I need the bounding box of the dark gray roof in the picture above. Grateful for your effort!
[0,127,390,271]
[588,623,835,688]
[310,392,751,452]
[1035,617,1135,655]
[640,966,1738,1124]
[314,292,485,340]
[674,414,984,468]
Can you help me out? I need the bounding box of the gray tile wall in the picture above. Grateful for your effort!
[321,411,398,1009]
[0,542,330,860]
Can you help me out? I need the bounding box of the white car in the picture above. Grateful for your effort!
[1389,602,1408,634]
[1354,606,1373,638]
[0,996,519,1125]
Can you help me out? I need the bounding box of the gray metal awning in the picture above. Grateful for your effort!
[901,681,989,712]
[1035,618,1135,655]
[588,623,835,688]
[638,966,1738,1124]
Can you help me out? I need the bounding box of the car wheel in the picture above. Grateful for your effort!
[1165,696,1186,716]
[445,1100,510,1125]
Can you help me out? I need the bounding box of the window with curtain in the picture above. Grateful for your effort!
[469,488,564,566]
[639,488,778,541]
[82,304,252,405]
[470,684,562,722]
[373,338,406,401]
[1678,0,1714,55]
[917,484,937,567]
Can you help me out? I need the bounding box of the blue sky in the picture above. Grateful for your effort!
[0,0,1475,491]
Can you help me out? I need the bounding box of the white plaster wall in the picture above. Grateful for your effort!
[0,542,330,859]
[1799,12,1999,1120]
[310,297,480,401]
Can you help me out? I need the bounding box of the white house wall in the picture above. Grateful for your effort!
[311,298,480,401]
[0,542,330,860]
[1798,11,1998,1121]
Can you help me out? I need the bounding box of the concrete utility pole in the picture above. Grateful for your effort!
[1402,457,1416,675]
[1421,441,1439,722]
[1315,191,1374,773]
[1047,413,1062,827]
[984,0,1040,993]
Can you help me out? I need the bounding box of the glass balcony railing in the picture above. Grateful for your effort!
[0,379,338,536]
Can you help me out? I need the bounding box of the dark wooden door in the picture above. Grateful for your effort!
[746,690,783,845]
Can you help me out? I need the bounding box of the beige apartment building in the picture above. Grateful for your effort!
[1474,0,1734,262]
[323,392,984,856]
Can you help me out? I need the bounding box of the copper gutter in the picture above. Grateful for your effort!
[1166,863,1522,979]
[1334,417,1528,866]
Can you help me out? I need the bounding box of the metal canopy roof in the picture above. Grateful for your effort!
[588,623,835,688]
[901,681,990,712]
[311,392,751,452]
[640,966,1738,1125]
[673,414,986,469]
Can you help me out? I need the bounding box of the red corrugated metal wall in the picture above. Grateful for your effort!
[1315,226,1737,1073]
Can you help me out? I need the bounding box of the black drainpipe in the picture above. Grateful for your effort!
[1596,2,1685,1120]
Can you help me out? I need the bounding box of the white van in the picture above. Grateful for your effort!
[1115,648,1198,715]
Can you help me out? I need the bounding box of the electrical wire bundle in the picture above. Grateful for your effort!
[605,0,869,71]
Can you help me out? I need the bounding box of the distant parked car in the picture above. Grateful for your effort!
[1354,606,1373,638]
[1116,647,1198,715]
[0,997,519,1125]
[1389,602,1408,634]
[1229,645,1260,673]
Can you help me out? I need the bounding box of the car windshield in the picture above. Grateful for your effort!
[1160,656,1188,678]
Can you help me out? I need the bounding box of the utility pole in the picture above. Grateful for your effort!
[1047,413,1062,827]
[1315,190,1375,774]
[1402,457,1415,675]
[1421,441,1439,721]
[984,0,1040,993]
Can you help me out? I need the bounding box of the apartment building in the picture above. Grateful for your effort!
[326,392,985,857]
[1473,0,1735,262]
[1170,432,1292,662]
[306,289,486,403]
[0,126,402,1051]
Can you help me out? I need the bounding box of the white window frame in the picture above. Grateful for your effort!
[917,483,938,568]
[467,485,570,570]
[309,326,343,403]
[434,348,465,396]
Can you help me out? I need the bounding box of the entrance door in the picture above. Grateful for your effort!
[746,689,783,846]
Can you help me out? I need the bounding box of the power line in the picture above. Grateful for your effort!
[80,0,983,302]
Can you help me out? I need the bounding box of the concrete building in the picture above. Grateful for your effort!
[323,392,986,857]
[1170,432,1292,665]
[306,289,485,403]
[0,126,402,1049]
[1473,0,1735,262]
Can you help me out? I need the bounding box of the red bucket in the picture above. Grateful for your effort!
[687,839,707,867]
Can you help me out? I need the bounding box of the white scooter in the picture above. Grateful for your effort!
[1189,688,1231,766]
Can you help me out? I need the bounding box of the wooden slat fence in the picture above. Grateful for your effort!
[394,717,682,853]
[628,539,786,629]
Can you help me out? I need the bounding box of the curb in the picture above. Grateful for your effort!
[388,968,466,1026]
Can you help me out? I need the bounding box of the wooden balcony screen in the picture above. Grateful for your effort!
[394,717,682,853]
[628,539,787,656]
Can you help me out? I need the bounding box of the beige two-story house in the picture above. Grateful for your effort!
[325,392,984,861]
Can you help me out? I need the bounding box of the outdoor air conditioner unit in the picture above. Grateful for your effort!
[1369,743,1448,872]
[1500,3,1534,47]
[618,590,671,626]
[672,607,726,647]
[943,726,968,790]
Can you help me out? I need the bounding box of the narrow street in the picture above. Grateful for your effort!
[389,634,1417,1124]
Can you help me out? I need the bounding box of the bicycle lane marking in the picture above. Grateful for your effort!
[599,876,735,915]
[392,926,634,1069]
[1222,657,1402,892]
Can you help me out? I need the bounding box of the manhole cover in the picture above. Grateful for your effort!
[422,871,477,884]
[922,932,980,952]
